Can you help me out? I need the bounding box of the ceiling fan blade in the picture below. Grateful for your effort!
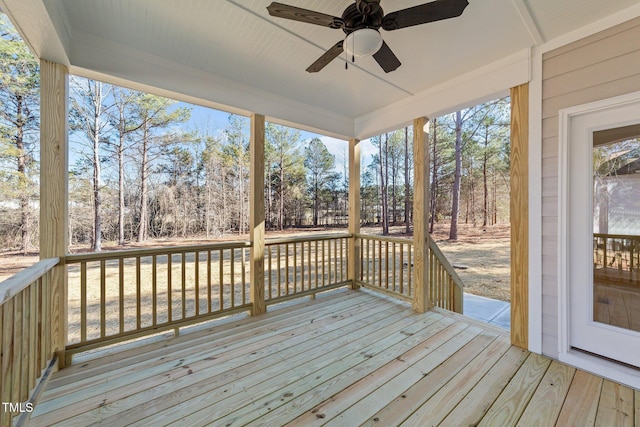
[373,41,401,73]
[382,0,469,31]
[267,2,342,28]
[306,41,344,73]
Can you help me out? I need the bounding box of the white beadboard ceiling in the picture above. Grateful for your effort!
[2,0,640,138]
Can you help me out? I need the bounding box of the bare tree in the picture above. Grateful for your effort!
[70,78,113,251]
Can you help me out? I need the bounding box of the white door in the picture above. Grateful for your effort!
[567,96,640,368]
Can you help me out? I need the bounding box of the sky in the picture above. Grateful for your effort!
[184,102,377,174]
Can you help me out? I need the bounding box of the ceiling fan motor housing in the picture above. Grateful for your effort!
[341,1,384,34]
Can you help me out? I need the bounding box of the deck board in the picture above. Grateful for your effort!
[555,370,602,427]
[28,288,639,427]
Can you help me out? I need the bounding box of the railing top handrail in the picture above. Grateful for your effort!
[594,233,640,240]
[265,233,352,245]
[0,257,60,306]
[356,233,412,244]
[65,241,252,263]
[428,239,465,291]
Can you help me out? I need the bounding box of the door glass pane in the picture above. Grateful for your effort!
[593,128,640,332]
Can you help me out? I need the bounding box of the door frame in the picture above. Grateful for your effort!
[558,90,640,389]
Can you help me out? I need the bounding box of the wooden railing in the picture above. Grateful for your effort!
[594,233,640,286]
[0,258,59,427]
[63,235,352,359]
[57,232,462,361]
[428,238,464,313]
[265,234,350,304]
[64,242,252,360]
[356,234,464,313]
[357,234,414,302]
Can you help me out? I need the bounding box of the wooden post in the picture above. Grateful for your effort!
[413,117,431,313]
[510,84,529,348]
[348,138,361,289]
[39,60,69,368]
[250,114,266,315]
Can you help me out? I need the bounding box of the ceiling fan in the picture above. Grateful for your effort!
[267,0,469,73]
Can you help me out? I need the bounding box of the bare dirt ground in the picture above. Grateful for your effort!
[363,222,511,302]
[430,223,511,302]
[0,223,511,302]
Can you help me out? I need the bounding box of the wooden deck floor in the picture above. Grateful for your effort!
[30,288,639,426]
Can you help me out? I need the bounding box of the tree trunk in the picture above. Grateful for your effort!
[118,131,125,245]
[138,125,149,242]
[279,161,285,231]
[379,134,389,235]
[482,126,489,228]
[429,119,438,234]
[16,97,30,254]
[92,83,103,252]
[450,111,462,240]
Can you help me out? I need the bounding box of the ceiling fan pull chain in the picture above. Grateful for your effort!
[352,31,356,63]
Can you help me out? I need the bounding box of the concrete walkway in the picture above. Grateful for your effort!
[463,293,510,330]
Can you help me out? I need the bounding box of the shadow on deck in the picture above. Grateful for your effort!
[30,288,639,426]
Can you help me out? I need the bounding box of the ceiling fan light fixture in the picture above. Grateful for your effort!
[344,28,383,57]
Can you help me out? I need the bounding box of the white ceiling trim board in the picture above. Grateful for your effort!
[511,0,545,45]
[354,48,531,139]
[0,0,69,65]
[70,30,355,140]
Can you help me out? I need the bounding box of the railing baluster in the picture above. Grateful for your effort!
[119,258,125,334]
[285,244,290,295]
[219,249,224,310]
[152,255,157,326]
[81,261,87,342]
[100,260,106,338]
[167,255,173,323]
[181,252,186,320]
[207,250,212,313]
[268,246,273,299]
[195,251,200,315]
[241,248,247,305]
[136,257,141,329]
[399,243,404,295]
[327,239,332,284]
[12,292,23,403]
[230,248,235,308]
[322,240,326,287]
[308,240,312,291]
[276,244,281,298]
[28,283,37,389]
[315,241,319,291]
[385,241,390,289]
[293,243,298,293]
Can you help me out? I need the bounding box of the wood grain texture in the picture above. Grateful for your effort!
[25,289,640,426]
[555,370,602,427]
[347,139,362,289]
[412,117,430,313]
[595,380,634,427]
[478,353,550,426]
[510,84,529,349]
[250,113,266,315]
[516,361,575,426]
[39,59,69,368]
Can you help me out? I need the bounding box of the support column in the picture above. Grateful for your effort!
[348,138,361,289]
[412,117,431,313]
[39,60,69,368]
[510,84,529,348]
[250,114,266,315]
